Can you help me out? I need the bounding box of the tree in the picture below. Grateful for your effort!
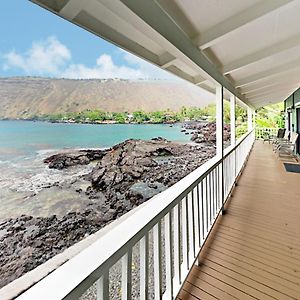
[255,103,284,128]
[132,111,149,123]
[113,112,126,123]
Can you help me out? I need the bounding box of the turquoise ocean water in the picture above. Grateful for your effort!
[0,121,190,219]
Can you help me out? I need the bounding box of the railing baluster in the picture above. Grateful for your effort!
[139,234,149,300]
[213,170,216,217]
[97,270,109,300]
[153,222,162,300]
[194,185,200,249]
[181,197,189,272]
[215,165,219,211]
[208,173,212,225]
[164,212,173,299]
[216,167,219,213]
[200,180,205,244]
[205,177,208,235]
[226,158,228,197]
[188,192,195,262]
[121,251,132,300]
[173,204,181,287]
[211,172,214,221]
[18,130,255,300]
[218,166,221,213]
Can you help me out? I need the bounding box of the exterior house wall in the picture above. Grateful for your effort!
[284,88,300,155]
[285,93,296,133]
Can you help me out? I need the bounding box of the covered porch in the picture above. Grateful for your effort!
[4,0,300,299]
[179,141,300,300]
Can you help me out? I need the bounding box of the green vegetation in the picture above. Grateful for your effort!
[30,105,218,124]
[255,103,284,128]
[29,102,284,138]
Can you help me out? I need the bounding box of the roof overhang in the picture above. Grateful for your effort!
[30,0,300,108]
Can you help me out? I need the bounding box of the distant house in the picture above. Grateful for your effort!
[127,114,134,122]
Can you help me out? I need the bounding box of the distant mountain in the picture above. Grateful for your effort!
[0,77,214,119]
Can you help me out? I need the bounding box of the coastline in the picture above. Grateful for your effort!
[0,118,180,125]
[0,134,218,288]
[0,121,229,289]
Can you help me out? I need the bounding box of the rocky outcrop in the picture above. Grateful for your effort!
[44,149,109,169]
[87,138,215,207]
[184,121,230,144]
[0,136,216,288]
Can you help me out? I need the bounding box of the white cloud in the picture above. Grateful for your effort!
[3,36,71,75]
[61,53,145,79]
[2,36,176,80]
[121,51,177,81]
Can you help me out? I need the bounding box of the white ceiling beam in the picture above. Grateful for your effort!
[193,75,206,85]
[158,52,177,68]
[156,0,198,37]
[247,89,296,102]
[249,88,295,99]
[223,33,300,74]
[196,82,215,94]
[59,0,90,20]
[120,0,249,105]
[193,0,293,50]
[248,94,293,104]
[240,78,300,94]
[238,68,300,92]
[242,81,300,96]
[164,65,206,85]
[235,58,300,88]
[71,9,161,66]
[245,84,299,98]
[196,79,210,86]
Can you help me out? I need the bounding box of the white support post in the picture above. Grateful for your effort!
[216,85,225,213]
[216,85,224,158]
[230,94,236,147]
[247,107,253,132]
[230,94,237,187]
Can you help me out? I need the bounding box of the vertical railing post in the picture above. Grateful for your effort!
[121,251,132,300]
[230,95,237,183]
[247,106,253,132]
[253,109,256,134]
[216,85,225,214]
[139,235,149,300]
[153,223,162,300]
[230,94,236,148]
[97,271,109,300]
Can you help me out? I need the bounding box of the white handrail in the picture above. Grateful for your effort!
[16,129,255,300]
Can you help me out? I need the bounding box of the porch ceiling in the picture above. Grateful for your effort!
[30,0,300,108]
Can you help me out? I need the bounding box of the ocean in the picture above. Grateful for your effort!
[0,120,190,220]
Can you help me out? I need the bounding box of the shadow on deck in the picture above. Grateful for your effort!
[178,141,300,300]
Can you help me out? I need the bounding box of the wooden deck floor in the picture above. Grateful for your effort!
[178,141,300,300]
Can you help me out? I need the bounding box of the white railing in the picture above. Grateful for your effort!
[255,127,278,140]
[17,129,255,300]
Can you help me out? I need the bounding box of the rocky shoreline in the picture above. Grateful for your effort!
[0,123,224,289]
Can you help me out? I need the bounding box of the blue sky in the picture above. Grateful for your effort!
[0,1,175,80]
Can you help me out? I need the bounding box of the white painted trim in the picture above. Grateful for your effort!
[230,94,236,146]
[194,0,293,50]
[223,33,300,74]
[216,85,223,158]
[119,0,249,104]
[236,59,300,88]
[60,0,90,20]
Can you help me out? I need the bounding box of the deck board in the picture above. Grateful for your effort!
[178,141,300,300]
